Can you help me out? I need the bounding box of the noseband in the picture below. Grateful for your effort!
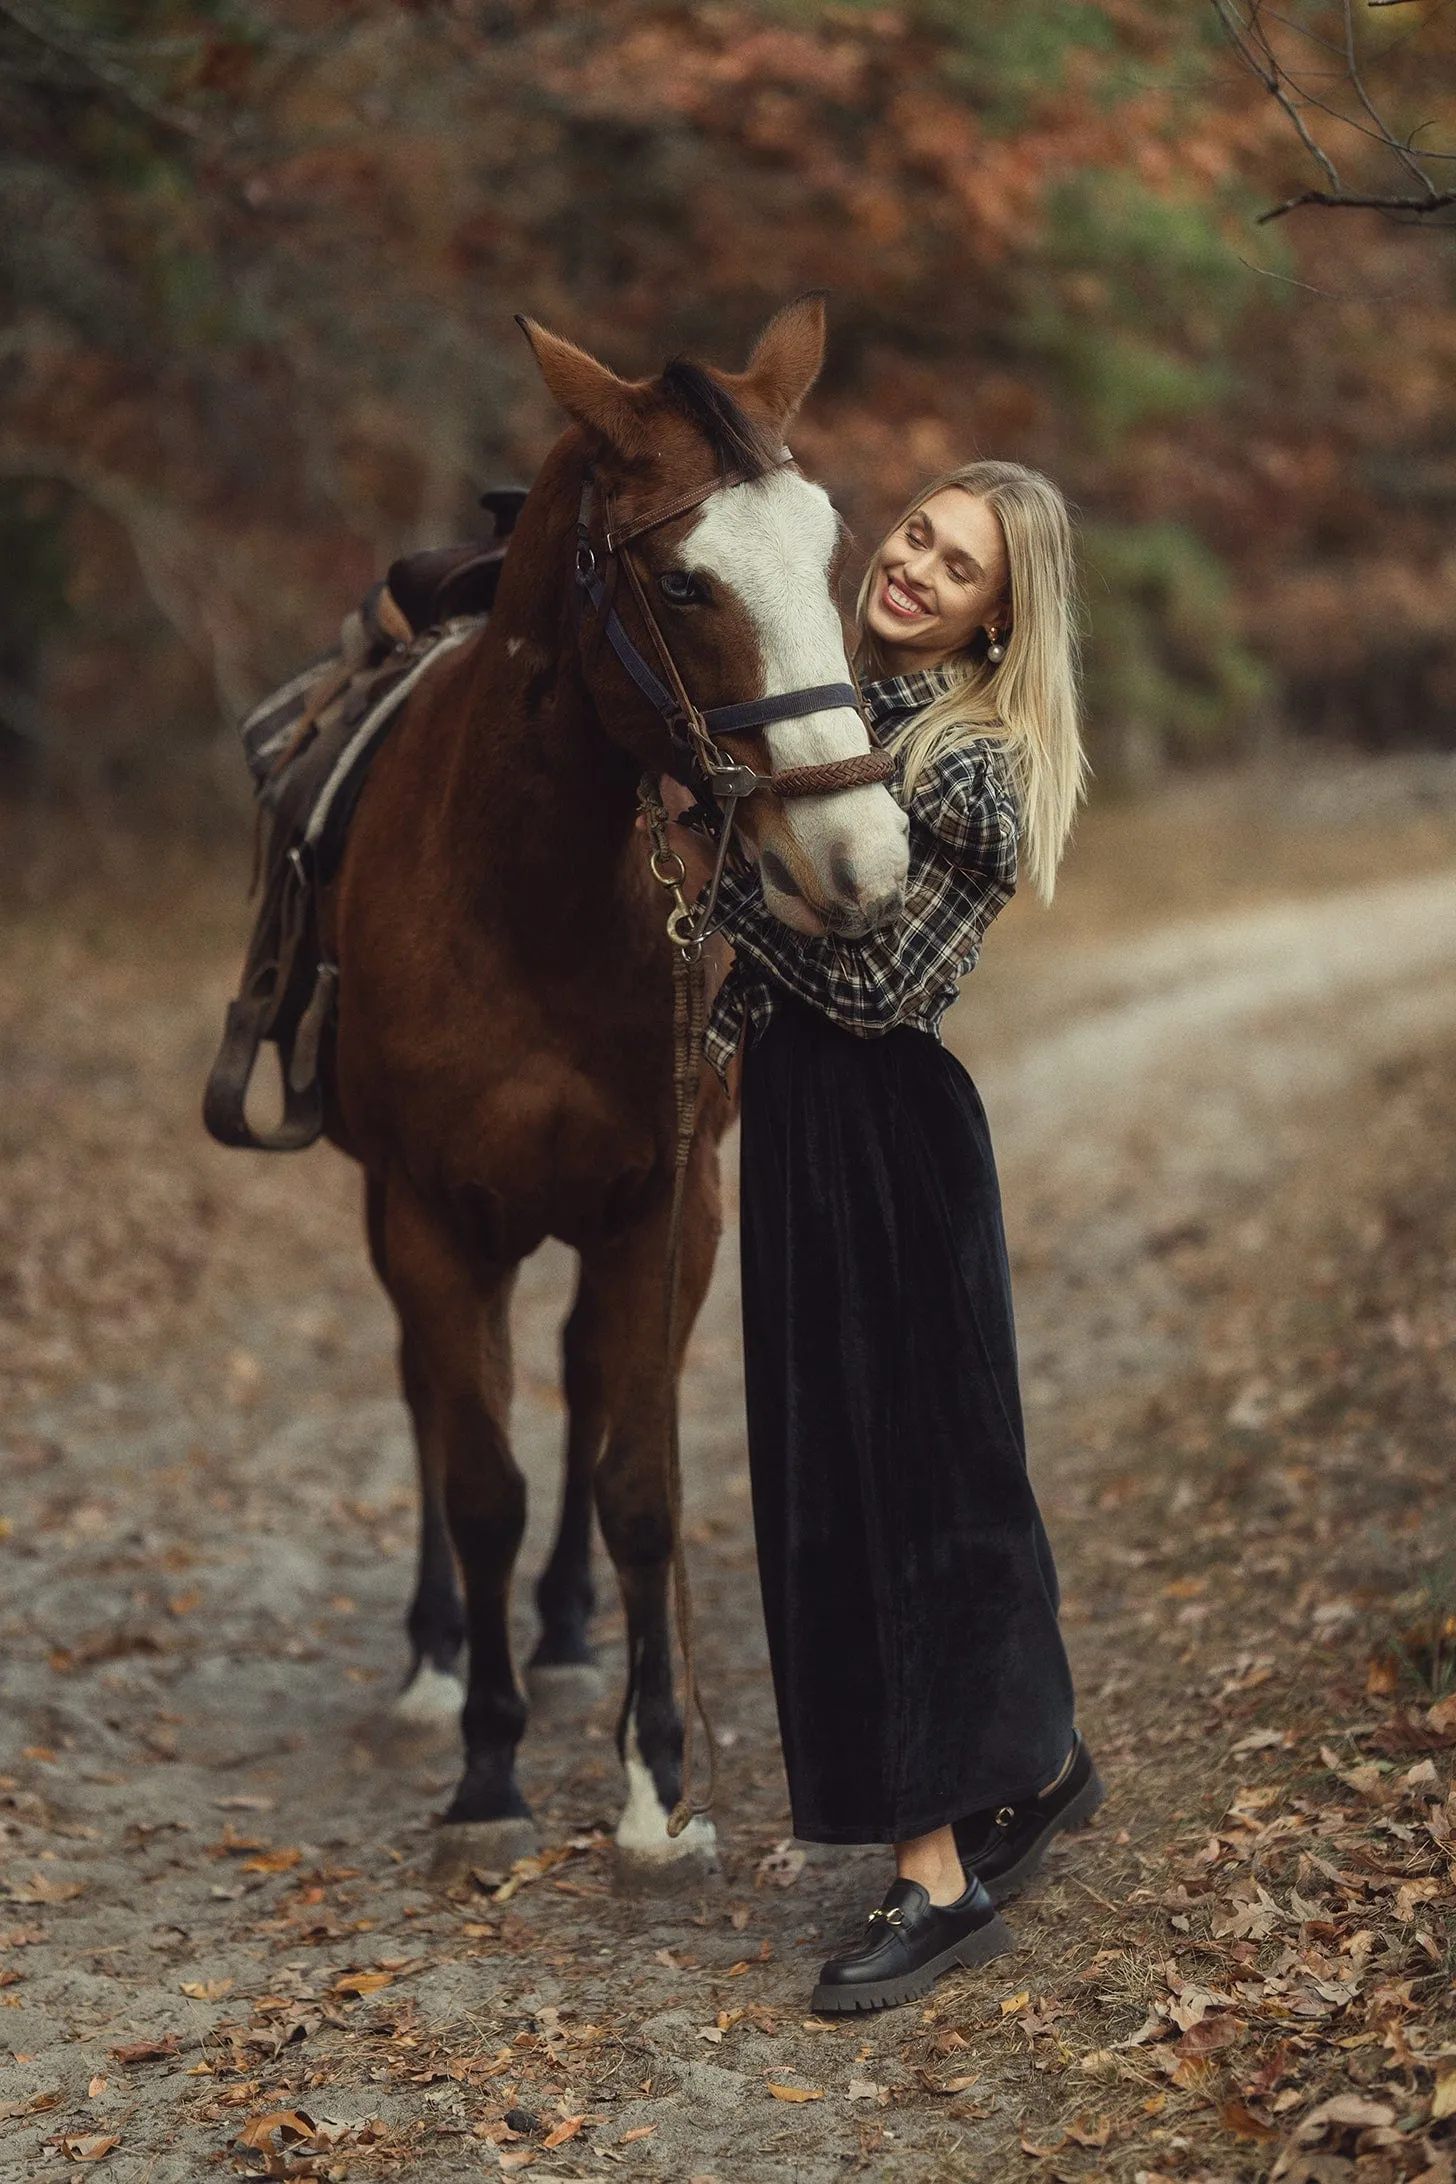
[574,460,894,943]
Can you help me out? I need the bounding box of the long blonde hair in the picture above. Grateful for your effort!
[854,461,1085,903]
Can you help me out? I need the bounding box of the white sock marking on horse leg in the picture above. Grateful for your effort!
[615,1730,717,1862]
[391,1661,466,1724]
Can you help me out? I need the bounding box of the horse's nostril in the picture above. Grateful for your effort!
[761,850,802,901]
[830,851,860,902]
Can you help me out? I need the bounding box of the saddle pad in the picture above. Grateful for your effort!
[236,613,485,881]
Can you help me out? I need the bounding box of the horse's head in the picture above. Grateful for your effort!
[520,299,910,938]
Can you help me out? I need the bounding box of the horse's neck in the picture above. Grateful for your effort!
[438,440,642,914]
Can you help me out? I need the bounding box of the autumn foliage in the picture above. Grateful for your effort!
[3,0,1455,813]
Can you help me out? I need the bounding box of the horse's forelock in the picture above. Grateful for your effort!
[656,359,781,481]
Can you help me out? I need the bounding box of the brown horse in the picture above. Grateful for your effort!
[321,298,910,1880]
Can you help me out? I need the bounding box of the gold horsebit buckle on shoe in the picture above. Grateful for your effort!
[995,1805,1017,1829]
[867,1905,905,1925]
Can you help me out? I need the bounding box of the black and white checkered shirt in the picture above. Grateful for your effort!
[705,666,1019,1088]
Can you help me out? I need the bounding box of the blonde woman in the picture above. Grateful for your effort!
[670,461,1103,2012]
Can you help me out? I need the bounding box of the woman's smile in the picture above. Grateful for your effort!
[880,574,931,621]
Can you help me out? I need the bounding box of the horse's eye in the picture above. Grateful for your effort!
[657,569,702,605]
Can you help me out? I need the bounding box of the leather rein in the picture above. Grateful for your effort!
[574,455,893,949]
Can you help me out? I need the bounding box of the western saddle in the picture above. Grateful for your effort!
[203,488,526,1153]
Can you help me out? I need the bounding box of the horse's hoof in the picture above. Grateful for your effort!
[391,1662,465,1726]
[613,1750,720,1890]
[525,1661,604,1714]
[614,1818,721,1896]
[429,1816,540,1884]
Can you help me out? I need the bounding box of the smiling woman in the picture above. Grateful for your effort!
[686,450,1103,2017]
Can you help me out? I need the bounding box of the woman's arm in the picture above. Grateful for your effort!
[712,751,1018,1037]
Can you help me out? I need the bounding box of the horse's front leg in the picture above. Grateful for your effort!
[585,1143,723,1887]
[367,1173,467,1724]
[379,1178,535,1875]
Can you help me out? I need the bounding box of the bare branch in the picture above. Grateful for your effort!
[0,0,207,144]
[1258,182,1456,215]
[1212,0,1456,221]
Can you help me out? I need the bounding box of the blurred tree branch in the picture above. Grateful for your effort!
[0,0,207,144]
[1212,0,1456,220]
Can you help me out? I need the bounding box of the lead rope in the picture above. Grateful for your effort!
[639,775,721,1838]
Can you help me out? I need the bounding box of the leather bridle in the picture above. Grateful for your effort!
[573,456,894,945]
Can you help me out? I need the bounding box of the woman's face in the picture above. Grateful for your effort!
[863,487,1010,672]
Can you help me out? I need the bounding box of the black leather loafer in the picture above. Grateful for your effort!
[811,1874,1011,2015]
[953,1731,1105,1906]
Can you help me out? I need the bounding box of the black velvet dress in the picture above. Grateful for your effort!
[737,999,1074,1843]
[713,668,1076,1847]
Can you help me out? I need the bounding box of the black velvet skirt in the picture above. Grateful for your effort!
[739,996,1075,1845]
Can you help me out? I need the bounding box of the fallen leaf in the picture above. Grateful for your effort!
[1064,2114,1111,2149]
[541,2117,584,2148]
[179,1979,233,2001]
[1221,2101,1278,2142]
[939,2073,979,2095]
[332,1971,392,1996]
[237,2109,316,2148]
[214,1796,276,1812]
[696,2025,724,2044]
[498,2152,536,2173]
[2,1873,86,1905]
[0,2088,62,2119]
[58,2134,119,2162]
[1298,2093,1396,2138]
[1428,1695,1456,1735]
[239,1847,303,1874]
[87,2076,107,2098]
[1000,1990,1031,2016]
[847,2079,886,2101]
[620,2126,655,2143]
[767,2083,824,2102]
[109,2034,180,2065]
[1431,2071,1456,2121]
[1175,2010,1242,2056]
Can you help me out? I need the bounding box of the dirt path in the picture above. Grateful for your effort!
[2,762,1455,2184]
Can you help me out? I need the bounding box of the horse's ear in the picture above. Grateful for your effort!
[517,317,651,457]
[738,294,828,428]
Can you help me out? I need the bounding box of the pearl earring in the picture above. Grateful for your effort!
[986,629,1006,664]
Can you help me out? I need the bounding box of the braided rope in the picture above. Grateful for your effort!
[769,747,895,800]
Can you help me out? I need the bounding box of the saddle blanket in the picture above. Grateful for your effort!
[234,491,525,879]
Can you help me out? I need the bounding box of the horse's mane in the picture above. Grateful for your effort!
[658,358,781,480]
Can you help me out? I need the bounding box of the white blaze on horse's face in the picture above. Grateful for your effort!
[687,473,910,936]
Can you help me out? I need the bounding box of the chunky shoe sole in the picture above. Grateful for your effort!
[810,1908,1013,2015]
[981,1762,1106,1907]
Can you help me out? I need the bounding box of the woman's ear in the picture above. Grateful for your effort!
[516,317,653,458]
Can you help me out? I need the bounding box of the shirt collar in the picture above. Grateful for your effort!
[860,664,964,735]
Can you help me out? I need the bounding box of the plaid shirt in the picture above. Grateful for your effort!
[704,667,1019,1088]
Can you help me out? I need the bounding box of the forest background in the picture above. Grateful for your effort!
[2,0,1455,837]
